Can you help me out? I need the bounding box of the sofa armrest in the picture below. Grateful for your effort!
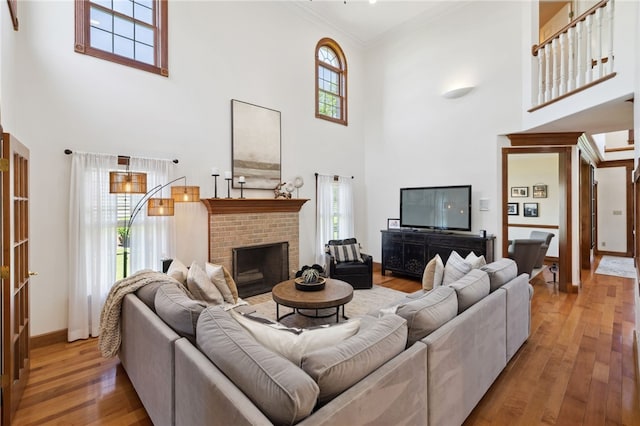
[120,294,180,426]
[298,341,428,426]
[498,273,532,361]
[174,339,273,426]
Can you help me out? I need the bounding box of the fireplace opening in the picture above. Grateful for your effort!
[233,241,289,298]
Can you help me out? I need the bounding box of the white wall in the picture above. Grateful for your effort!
[1,1,366,336]
[596,167,628,253]
[362,1,524,261]
[507,153,559,258]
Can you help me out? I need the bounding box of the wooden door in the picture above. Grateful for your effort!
[1,132,30,425]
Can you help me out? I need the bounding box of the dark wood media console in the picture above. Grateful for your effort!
[381,229,495,278]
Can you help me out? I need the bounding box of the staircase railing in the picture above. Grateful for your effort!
[531,0,615,110]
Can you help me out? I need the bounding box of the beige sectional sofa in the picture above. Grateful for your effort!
[119,258,532,426]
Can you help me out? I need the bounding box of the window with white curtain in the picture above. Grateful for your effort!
[315,174,354,264]
[68,152,174,342]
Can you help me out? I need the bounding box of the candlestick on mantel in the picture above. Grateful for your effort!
[224,171,232,179]
[225,177,232,198]
[211,168,220,199]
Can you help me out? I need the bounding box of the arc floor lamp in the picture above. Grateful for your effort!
[110,168,200,277]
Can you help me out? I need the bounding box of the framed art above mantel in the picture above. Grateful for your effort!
[231,99,281,190]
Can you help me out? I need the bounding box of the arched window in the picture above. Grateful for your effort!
[315,38,347,126]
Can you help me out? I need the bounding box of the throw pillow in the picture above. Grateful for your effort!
[197,306,319,425]
[301,314,408,404]
[465,251,487,269]
[230,310,361,366]
[220,265,239,303]
[205,263,235,304]
[422,254,444,290]
[396,286,458,346]
[448,269,490,313]
[186,261,224,305]
[328,243,363,263]
[442,251,473,285]
[166,258,188,284]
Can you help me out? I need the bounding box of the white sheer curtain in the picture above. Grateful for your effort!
[68,152,118,341]
[315,175,355,264]
[129,157,175,274]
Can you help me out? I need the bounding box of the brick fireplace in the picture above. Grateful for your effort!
[201,198,309,295]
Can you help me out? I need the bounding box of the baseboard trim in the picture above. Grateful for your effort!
[31,329,67,349]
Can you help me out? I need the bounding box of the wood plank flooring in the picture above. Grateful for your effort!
[13,258,640,425]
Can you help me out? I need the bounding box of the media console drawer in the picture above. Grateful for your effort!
[380,230,494,278]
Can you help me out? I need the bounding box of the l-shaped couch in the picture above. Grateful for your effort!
[119,258,532,426]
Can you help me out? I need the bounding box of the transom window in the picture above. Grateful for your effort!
[75,0,168,77]
[315,38,347,126]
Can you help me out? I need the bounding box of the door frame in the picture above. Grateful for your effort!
[503,134,577,293]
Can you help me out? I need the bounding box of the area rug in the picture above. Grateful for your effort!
[243,285,407,328]
[595,256,636,279]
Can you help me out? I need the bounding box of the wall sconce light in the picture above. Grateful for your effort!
[442,86,475,99]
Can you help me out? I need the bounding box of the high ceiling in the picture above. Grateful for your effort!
[292,0,461,44]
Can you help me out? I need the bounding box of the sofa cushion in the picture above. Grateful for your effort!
[186,261,224,305]
[154,284,206,343]
[448,269,490,313]
[230,310,360,366]
[197,306,319,425]
[422,254,444,290]
[205,263,235,304]
[328,243,363,263]
[442,251,473,285]
[136,281,168,310]
[301,314,407,404]
[480,258,518,292]
[396,286,458,346]
[166,258,188,284]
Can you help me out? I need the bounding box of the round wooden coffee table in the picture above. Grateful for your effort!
[272,278,354,323]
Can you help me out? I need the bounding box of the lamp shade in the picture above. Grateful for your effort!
[147,198,175,216]
[110,171,147,194]
[171,185,200,202]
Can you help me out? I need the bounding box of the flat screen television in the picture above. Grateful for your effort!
[400,185,472,231]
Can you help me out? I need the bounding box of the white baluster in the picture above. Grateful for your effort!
[607,0,615,74]
[559,32,567,95]
[545,44,552,102]
[594,7,603,79]
[585,14,593,84]
[551,38,559,99]
[568,26,575,92]
[576,20,584,88]
[538,46,545,105]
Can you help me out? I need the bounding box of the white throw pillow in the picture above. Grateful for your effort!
[166,259,188,284]
[230,310,360,366]
[186,261,224,305]
[205,263,235,304]
[465,252,487,269]
[442,251,473,286]
[422,254,444,290]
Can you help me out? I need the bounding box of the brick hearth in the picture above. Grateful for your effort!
[201,199,309,279]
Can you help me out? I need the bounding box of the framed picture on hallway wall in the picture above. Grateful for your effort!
[231,99,281,189]
[507,203,519,216]
[511,186,528,197]
[523,202,539,217]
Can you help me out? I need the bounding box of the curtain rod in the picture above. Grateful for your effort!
[64,149,179,164]
[315,172,354,180]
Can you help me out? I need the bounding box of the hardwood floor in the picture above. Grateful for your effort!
[13,258,640,425]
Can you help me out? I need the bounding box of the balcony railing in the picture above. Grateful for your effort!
[530,0,615,111]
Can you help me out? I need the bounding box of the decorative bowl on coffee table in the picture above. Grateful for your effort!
[294,277,326,291]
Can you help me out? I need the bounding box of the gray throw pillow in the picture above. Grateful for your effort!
[442,251,473,285]
[197,306,319,425]
[448,269,490,313]
[301,314,407,404]
[154,284,205,343]
[480,258,518,292]
[396,286,458,346]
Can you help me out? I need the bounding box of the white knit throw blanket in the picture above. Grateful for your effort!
[99,269,181,358]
